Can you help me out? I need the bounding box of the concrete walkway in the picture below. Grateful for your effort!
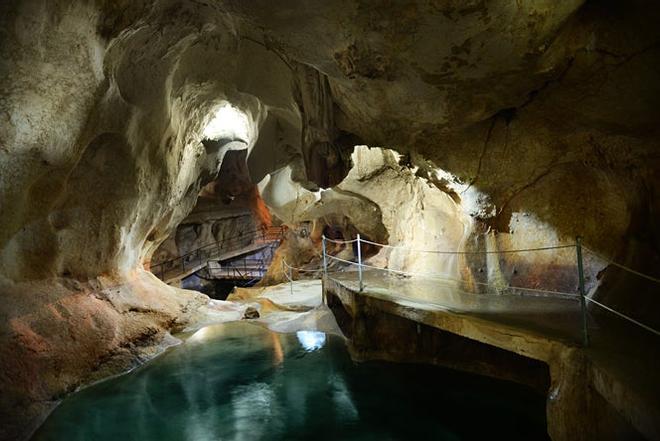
[324,270,660,441]
[329,270,584,344]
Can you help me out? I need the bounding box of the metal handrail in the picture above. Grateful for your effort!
[320,234,660,346]
[206,257,271,280]
[278,234,659,347]
[152,226,284,280]
[153,226,283,267]
[152,232,250,268]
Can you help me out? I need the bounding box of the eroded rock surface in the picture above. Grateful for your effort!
[151,149,265,267]
[1,1,659,440]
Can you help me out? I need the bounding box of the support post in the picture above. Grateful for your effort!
[357,233,364,292]
[576,236,589,347]
[289,264,294,295]
[322,235,328,277]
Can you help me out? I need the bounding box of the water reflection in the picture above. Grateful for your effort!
[231,383,280,440]
[329,373,359,421]
[296,330,326,351]
[33,322,549,441]
[270,331,284,365]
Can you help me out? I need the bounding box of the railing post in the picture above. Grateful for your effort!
[322,235,328,277]
[289,264,294,295]
[576,236,589,347]
[357,233,363,292]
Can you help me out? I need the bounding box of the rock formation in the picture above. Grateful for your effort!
[151,149,264,269]
[1,1,659,439]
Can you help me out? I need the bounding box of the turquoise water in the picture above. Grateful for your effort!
[33,322,549,441]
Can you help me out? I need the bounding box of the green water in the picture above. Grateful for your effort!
[33,322,549,441]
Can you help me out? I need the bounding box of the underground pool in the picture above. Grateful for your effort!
[32,322,549,441]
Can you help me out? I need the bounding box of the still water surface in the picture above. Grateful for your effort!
[33,322,548,440]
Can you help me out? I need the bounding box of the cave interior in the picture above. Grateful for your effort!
[1,1,659,440]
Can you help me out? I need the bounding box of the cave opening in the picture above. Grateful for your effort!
[202,103,251,143]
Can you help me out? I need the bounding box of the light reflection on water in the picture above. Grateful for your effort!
[296,331,326,351]
[33,322,548,441]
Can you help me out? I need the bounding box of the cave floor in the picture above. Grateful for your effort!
[325,271,660,440]
[225,279,341,337]
[257,279,323,308]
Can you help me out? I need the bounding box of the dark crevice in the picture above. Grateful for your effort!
[462,115,497,195]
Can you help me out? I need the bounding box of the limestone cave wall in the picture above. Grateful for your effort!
[1,1,659,440]
[151,150,265,267]
[0,1,300,438]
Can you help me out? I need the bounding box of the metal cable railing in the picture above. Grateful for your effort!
[582,245,660,285]
[209,231,660,346]
[151,226,284,281]
[585,297,660,338]
[281,258,323,295]
[205,257,272,280]
[359,237,576,254]
[318,234,660,346]
[325,254,579,298]
[324,237,358,244]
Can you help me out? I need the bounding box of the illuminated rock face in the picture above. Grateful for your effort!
[1,0,659,439]
[0,2,298,438]
[258,143,630,301]
[261,146,471,277]
[152,150,262,267]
